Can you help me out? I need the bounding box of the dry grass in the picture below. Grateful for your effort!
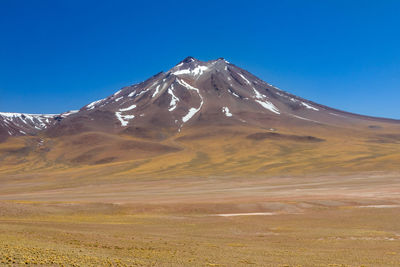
[0,172,399,266]
[0,200,400,266]
[1,122,400,265]
[1,121,400,179]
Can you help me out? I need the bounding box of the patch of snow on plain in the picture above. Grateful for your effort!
[358,205,400,209]
[222,107,233,117]
[215,212,275,217]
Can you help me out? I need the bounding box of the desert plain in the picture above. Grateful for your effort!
[1,165,400,266]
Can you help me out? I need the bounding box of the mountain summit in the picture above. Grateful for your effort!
[41,57,397,139]
[2,57,399,141]
[1,57,400,173]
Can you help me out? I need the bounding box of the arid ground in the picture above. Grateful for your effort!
[2,61,400,266]
[0,171,399,266]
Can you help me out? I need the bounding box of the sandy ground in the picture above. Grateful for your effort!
[0,172,399,266]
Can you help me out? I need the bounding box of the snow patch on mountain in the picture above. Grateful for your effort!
[119,104,136,112]
[168,84,179,111]
[222,107,232,117]
[115,112,134,127]
[177,79,204,123]
[255,100,280,114]
[301,102,319,111]
[152,85,161,98]
[172,65,209,77]
[86,99,105,110]
[61,110,79,117]
[228,88,240,98]
[238,73,251,85]
[182,107,200,123]
[115,104,137,126]
[250,87,280,115]
[0,112,58,134]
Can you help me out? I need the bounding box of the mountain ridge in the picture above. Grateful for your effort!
[1,57,400,175]
[1,56,399,141]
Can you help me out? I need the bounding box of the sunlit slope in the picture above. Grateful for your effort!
[1,57,400,184]
[1,116,400,185]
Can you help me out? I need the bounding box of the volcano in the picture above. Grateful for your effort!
[1,57,400,175]
[39,56,399,137]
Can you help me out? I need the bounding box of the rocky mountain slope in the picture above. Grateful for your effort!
[0,111,77,142]
[1,57,400,176]
[40,56,399,139]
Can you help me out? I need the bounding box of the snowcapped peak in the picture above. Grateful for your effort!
[174,57,199,68]
[181,56,198,63]
[171,65,209,77]
[216,57,230,64]
[0,112,59,135]
[170,57,231,79]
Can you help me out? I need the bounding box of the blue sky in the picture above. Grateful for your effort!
[1,0,399,119]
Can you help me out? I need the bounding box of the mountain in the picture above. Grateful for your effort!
[43,56,399,138]
[1,57,400,176]
[0,111,77,142]
[0,113,54,140]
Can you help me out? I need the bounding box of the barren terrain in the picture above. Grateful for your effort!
[1,171,399,266]
[1,57,400,266]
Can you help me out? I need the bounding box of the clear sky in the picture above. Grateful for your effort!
[1,0,399,119]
